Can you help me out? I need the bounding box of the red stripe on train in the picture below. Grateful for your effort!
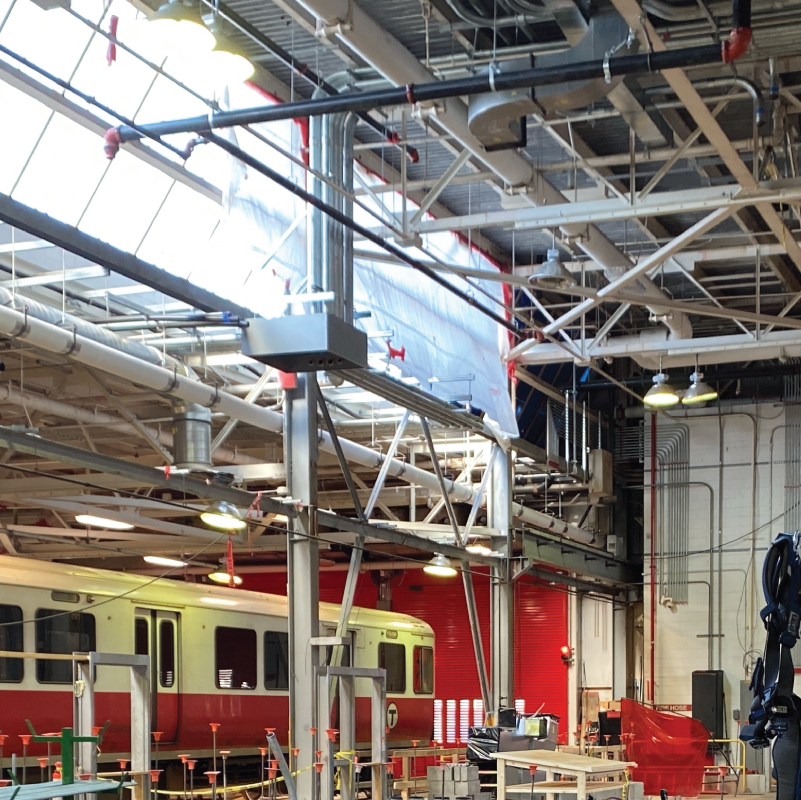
[0,690,433,755]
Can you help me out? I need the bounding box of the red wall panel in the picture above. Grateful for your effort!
[245,569,567,741]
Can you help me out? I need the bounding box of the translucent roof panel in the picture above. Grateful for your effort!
[0,81,52,194]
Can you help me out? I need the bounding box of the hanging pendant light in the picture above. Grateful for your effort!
[528,248,576,291]
[683,370,718,405]
[147,0,216,58]
[200,500,246,530]
[643,357,680,408]
[423,553,457,577]
[197,17,255,85]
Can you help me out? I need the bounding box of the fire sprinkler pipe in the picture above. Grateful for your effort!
[107,40,747,147]
[0,301,595,545]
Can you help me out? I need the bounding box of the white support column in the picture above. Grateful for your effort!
[286,374,320,800]
[489,450,514,713]
[613,602,628,700]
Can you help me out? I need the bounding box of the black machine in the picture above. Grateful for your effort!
[741,532,801,800]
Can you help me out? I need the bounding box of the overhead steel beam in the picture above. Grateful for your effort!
[521,529,640,586]
[610,0,801,293]
[517,326,801,368]
[0,428,289,527]
[408,150,471,227]
[509,206,732,359]
[0,192,252,318]
[402,181,801,235]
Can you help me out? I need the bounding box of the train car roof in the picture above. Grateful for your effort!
[0,554,434,635]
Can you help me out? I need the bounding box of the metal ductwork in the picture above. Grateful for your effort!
[171,402,213,470]
[532,13,637,115]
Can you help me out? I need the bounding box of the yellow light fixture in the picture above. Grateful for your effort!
[144,555,187,568]
[643,372,679,408]
[423,553,457,577]
[200,18,255,84]
[682,370,718,405]
[75,513,134,531]
[465,542,493,557]
[200,500,246,530]
[208,570,243,586]
[147,0,216,58]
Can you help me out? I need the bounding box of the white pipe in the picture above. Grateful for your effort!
[0,303,595,544]
[0,384,260,466]
[288,0,690,340]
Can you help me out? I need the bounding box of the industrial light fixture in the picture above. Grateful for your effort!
[643,357,679,408]
[198,17,255,84]
[528,247,576,291]
[208,570,243,586]
[144,555,187,568]
[423,553,457,577]
[465,542,493,557]
[146,0,216,57]
[200,500,246,530]
[75,513,134,531]
[682,360,718,405]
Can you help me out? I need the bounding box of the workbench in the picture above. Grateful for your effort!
[494,749,636,800]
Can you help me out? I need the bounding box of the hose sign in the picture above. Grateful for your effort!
[387,702,399,729]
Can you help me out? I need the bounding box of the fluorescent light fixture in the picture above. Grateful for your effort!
[682,371,718,405]
[208,571,243,586]
[643,372,680,408]
[423,553,457,577]
[465,543,493,557]
[200,500,246,530]
[144,555,187,568]
[75,514,134,530]
[201,596,237,606]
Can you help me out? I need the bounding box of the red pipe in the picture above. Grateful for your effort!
[649,412,657,704]
[721,27,752,63]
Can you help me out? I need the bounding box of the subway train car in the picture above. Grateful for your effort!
[0,556,435,761]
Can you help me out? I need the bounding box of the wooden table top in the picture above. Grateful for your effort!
[493,750,636,774]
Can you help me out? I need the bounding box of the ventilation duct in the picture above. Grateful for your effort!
[468,57,539,151]
[531,13,637,115]
[171,401,213,470]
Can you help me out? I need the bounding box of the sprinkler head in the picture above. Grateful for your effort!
[152,731,164,742]
[149,770,162,782]
[325,729,338,743]
[314,763,324,775]
[187,761,197,771]
[210,723,220,733]
[178,755,190,764]
[259,748,268,757]
[19,736,32,746]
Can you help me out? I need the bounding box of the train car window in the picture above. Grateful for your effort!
[134,618,149,655]
[160,620,175,687]
[35,609,96,684]
[264,631,289,690]
[378,642,406,693]
[0,604,23,682]
[215,627,256,690]
[413,646,434,694]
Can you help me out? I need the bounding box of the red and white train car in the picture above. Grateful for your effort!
[0,556,435,760]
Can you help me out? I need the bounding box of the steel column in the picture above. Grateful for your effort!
[488,450,514,713]
[285,374,320,800]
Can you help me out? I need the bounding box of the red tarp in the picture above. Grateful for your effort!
[621,698,709,797]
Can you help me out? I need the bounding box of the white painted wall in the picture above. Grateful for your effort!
[643,402,787,743]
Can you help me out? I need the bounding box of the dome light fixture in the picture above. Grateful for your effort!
[75,513,134,531]
[682,363,718,406]
[147,0,216,58]
[208,570,243,586]
[198,17,255,85]
[423,553,457,577]
[643,357,679,408]
[465,542,493,557]
[528,248,576,291]
[200,500,246,530]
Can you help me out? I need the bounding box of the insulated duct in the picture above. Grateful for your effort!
[0,290,254,467]
[0,301,595,545]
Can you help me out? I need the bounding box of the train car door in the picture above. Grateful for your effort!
[135,609,180,742]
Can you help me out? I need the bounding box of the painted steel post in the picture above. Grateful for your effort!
[285,373,320,800]
[488,449,514,715]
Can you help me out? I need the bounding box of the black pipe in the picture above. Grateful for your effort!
[202,132,520,336]
[732,0,751,30]
[112,43,724,145]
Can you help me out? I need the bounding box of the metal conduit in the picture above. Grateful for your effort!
[0,301,595,545]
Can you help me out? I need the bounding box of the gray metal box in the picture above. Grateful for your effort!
[242,314,368,372]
